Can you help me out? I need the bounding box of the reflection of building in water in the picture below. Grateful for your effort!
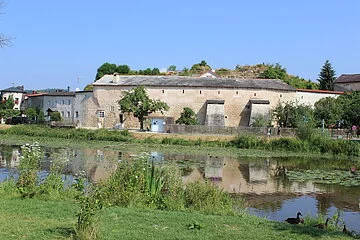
[204,155,223,181]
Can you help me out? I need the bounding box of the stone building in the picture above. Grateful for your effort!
[83,74,297,129]
[334,74,360,92]
[25,91,92,124]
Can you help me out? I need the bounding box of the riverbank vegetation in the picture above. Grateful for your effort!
[0,125,359,158]
[0,143,354,239]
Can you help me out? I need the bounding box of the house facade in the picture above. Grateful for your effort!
[334,74,360,92]
[0,86,26,110]
[295,89,343,106]
[82,74,297,129]
[24,91,92,124]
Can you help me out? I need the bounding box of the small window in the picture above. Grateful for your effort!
[68,99,71,105]
[62,100,65,105]
[280,94,282,98]
[111,106,115,112]
[182,89,184,94]
[218,91,220,94]
[236,91,238,95]
[55,100,57,105]
[75,111,79,118]
[61,111,65,117]
[200,90,202,94]
[254,93,257,96]
[98,111,105,118]
[162,90,164,94]
[67,111,70,118]
[301,96,304,99]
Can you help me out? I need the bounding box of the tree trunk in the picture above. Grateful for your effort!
[139,117,144,131]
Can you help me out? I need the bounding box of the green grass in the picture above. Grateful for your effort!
[1,132,357,160]
[0,197,353,240]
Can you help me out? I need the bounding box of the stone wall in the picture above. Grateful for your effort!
[89,85,296,129]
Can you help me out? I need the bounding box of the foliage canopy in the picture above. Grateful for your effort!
[118,86,169,130]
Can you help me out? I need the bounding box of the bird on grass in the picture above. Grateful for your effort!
[314,218,330,229]
[285,212,304,224]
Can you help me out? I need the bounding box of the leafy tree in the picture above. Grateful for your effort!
[167,65,176,72]
[83,84,94,91]
[175,107,198,125]
[0,109,20,119]
[251,115,270,127]
[314,97,344,127]
[50,112,62,121]
[179,67,190,76]
[338,91,360,126]
[317,60,336,90]
[151,68,160,75]
[118,86,169,130]
[116,65,130,74]
[190,60,211,74]
[95,62,117,80]
[272,101,313,128]
[259,63,287,80]
[0,95,15,110]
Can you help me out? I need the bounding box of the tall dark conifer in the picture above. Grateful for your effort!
[318,60,336,90]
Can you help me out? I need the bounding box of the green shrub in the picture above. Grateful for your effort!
[184,181,235,215]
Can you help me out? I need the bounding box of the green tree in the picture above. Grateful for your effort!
[272,101,313,128]
[259,63,287,80]
[317,60,336,90]
[190,60,211,74]
[83,84,94,91]
[151,68,160,75]
[95,62,117,80]
[116,65,130,74]
[50,112,62,121]
[118,86,169,130]
[179,67,190,76]
[314,97,344,127]
[4,95,15,109]
[338,91,360,126]
[167,65,176,72]
[175,107,198,125]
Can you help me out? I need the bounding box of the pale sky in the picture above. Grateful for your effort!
[0,0,359,91]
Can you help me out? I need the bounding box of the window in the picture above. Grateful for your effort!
[280,94,282,98]
[48,100,51,106]
[62,100,65,105]
[254,93,257,96]
[15,98,19,104]
[162,90,164,94]
[67,112,70,118]
[200,90,202,94]
[61,111,64,117]
[75,111,79,118]
[68,99,71,105]
[218,91,220,94]
[236,91,238,95]
[111,106,115,112]
[55,100,57,105]
[98,111,105,118]
[182,89,184,94]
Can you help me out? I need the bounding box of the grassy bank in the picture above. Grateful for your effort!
[1,124,359,159]
[0,197,352,240]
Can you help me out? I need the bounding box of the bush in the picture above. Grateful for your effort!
[184,181,236,215]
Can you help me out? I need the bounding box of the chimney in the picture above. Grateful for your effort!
[67,86,70,92]
[113,72,120,83]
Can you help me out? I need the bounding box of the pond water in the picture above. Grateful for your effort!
[1,144,360,233]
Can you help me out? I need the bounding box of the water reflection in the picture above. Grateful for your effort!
[1,143,360,232]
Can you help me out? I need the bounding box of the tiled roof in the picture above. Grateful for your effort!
[335,74,360,83]
[1,86,26,93]
[26,92,76,97]
[296,89,343,94]
[93,75,296,91]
